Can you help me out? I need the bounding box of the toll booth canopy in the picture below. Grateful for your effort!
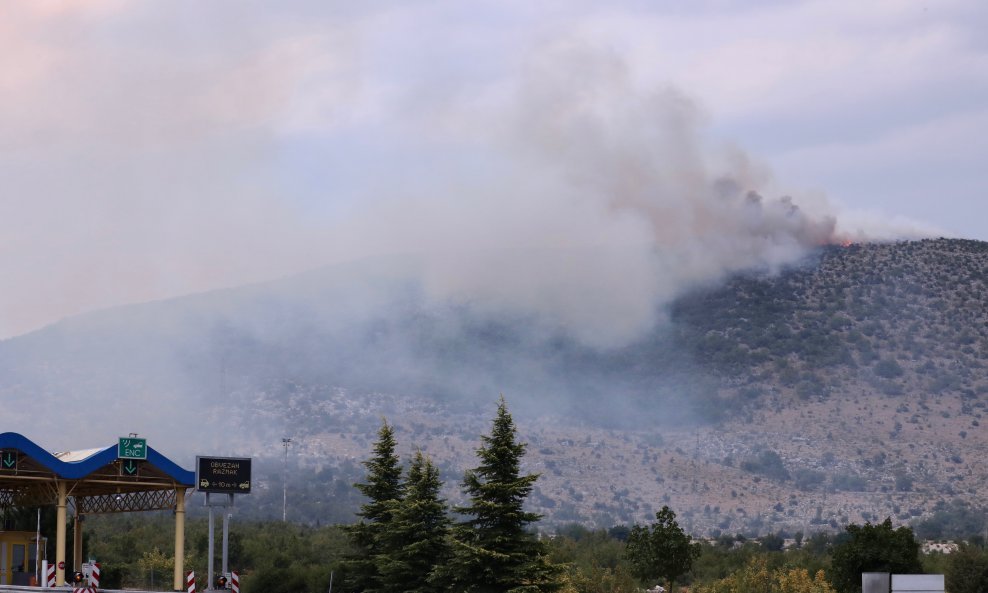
[0,432,194,588]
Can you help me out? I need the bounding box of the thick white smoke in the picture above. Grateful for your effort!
[341,45,841,347]
[0,5,934,346]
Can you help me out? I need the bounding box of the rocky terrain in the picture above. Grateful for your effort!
[225,239,988,535]
[2,238,986,536]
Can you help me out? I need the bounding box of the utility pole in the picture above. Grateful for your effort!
[281,438,292,522]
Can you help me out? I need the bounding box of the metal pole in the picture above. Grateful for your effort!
[222,512,230,576]
[207,500,215,591]
[282,438,292,522]
[72,514,83,573]
[328,571,333,593]
[35,508,40,584]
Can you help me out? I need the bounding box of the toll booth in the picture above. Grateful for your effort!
[0,530,42,586]
[0,432,195,589]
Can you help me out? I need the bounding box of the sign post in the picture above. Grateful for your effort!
[117,438,146,480]
[196,457,252,494]
[197,457,251,591]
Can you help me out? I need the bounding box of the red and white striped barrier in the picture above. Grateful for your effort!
[186,570,197,593]
[89,563,101,588]
[45,562,56,587]
[71,588,97,593]
[231,571,240,593]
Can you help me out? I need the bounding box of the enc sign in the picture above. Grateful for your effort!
[118,437,147,460]
[196,456,252,494]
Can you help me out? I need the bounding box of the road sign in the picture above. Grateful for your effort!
[196,456,252,494]
[118,437,147,460]
[0,450,17,471]
[121,459,141,476]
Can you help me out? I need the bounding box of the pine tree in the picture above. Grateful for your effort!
[437,396,562,593]
[377,450,451,593]
[625,506,701,591]
[343,420,405,593]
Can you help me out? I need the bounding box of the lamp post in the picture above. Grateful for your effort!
[281,438,292,522]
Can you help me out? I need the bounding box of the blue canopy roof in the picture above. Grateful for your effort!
[0,432,195,486]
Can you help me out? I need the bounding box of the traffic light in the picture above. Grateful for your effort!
[71,571,84,584]
[216,574,228,589]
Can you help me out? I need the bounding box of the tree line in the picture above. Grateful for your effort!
[339,396,562,593]
[70,510,988,593]
[10,397,988,592]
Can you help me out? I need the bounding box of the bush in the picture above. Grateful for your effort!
[741,451,790,482]
[242,567,311,593]
[830,473,867,492]
[875,358,905,379]
[793,469,826,491]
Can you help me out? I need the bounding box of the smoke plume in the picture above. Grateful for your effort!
[0,5,930,347]
[338,44,841,347]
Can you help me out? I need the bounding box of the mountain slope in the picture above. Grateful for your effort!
[1,238,986,534]
[677,239,987,408]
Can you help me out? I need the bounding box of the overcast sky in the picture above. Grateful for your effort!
[1,0,986,339]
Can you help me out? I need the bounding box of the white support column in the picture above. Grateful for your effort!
[173,489,186,592]
[55,482,67,586]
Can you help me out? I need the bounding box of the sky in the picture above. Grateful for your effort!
[1,0,987,340]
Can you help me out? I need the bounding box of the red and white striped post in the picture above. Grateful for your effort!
[186,570,197,593]
[231,571,240,593]
[45,562,56,587]
[89,563,101,588]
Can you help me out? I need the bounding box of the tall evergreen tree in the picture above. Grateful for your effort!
[436,396,562,593]
[377,450,451,593]
[343,420,405,593]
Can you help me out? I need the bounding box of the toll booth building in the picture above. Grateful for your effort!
[0,432,194,589]
[0,529,42,586]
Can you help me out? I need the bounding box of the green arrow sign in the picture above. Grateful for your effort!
[123,460,139,475]
[1,451,16,470]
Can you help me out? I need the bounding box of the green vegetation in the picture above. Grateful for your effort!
[376,451,451,593]
[333,397,564,593]
[913,499,987,540]
[625,505,700,590]
[829,518,922,593]
[694,556,836,593]
[341,420,405,592]
[24,389,985,593]
[945,545,988,593]
[436,396,563,592]
[80,514,349,592]
[52,493,959,593]
[741,450,790,482]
